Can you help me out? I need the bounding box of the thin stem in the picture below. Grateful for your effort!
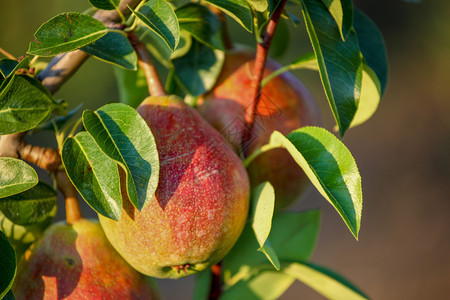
[129,33,166,97]
[14,141,82,223]
[208,263,222,300]
[0,47,15,59]
[56,169,82,224]
[241,0,288,156]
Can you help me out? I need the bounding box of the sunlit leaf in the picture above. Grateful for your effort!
[62,132,122,220]
[353,8,388,94]
[301,0,363,136]
[27,12,108,56]
[176,3,224,49]
[82,103,159,210]
[320,0,353,40]
[172,40,224,96]
[131,0,180,51]
[82,31,137,70]
[283,261,369,299]
[247,127,362,238]
[0,75,66,135]
[203,0,253,32]
[0,158,38,199]
[0,181,56,226]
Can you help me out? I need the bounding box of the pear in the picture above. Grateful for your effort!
[99,95,250,279]
[13,219,158,299]
[197,48,322,209]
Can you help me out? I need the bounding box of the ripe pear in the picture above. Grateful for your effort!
[99,95,250,279]
[13,219,158,299]
[197,48,321,209]
[0,208,55,260]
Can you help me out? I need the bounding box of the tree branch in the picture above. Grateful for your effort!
[37,0,142,94]
[0,0,142,223]
[241,0,287,156]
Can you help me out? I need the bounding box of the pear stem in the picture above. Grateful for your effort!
[56,169,82,224]
[12,141,83,224]
[208,262,222,300]
[241,0,287,156]
[129,33,167,97]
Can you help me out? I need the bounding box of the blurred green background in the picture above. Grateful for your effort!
[1,0,449,299]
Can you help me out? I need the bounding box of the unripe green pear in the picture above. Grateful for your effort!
[13,219,158,299]
[197,48,322,209]
[99,95,250,279]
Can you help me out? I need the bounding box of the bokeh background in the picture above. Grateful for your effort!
[1,0,449,299]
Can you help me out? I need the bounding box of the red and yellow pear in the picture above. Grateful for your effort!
[99,95,250,279]
[197,48,322,209]
[13,219,158,299]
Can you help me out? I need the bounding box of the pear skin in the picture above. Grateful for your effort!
[99,96,250,279]
[197,48,322,209]
[13,219,158,299]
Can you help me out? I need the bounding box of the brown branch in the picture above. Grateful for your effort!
[14,143,82,224]
[208,263,222,300]
[128,33,166,97]
[0,0,143,223]
[0,47,16,60]
[241,0,287,156]
[36,0,142,93]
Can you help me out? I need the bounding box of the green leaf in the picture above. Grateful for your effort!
[320,0,353,40]
[203,0,253,32]
[0,158,38,199]
[221,270,295,300]
[302,0,363,136]
[131,0,180,51]
[172,40,224,96]
[62,132,122,220]
[176,3,224,50]
[223,210,320,287]
[81,31,137,70]
[257,240,280,270]
[251,182,279,269]
[135,25,192,68]
[27,12,108,56]
[247,0,269,12]
[0,75,66,135]
[0,57,30,80]
[0,181,57,226]
[283,261,369,300]
[0,209,55,260]
[268,0,282,17]
[114,66,148,108]
[349,64,381,128]
[82,103,159,211]
[193,269,212,300]
[353,8,388,94]
[248,127,362,238]
[0,231,16,299]
[39,103,83,131]
[0,59,19,79]
[2,288,14,300]
[88,0,120,10]
[0,57,30,96]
